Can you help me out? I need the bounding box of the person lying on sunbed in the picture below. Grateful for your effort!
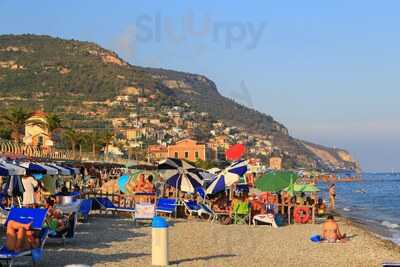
[6,220,40,252]
[322,215,347,243]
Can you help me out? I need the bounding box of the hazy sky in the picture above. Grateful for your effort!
[1,0,399,171]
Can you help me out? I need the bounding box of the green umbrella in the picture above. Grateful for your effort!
[287,177,295,196]
[283,183,320,193]
[255,171,298,192]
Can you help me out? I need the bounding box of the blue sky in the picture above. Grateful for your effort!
[1,0,399,171]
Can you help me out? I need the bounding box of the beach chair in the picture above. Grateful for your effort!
[197,203,216,221]
[94,197,136,221]
[253,214,278,228]
[79,198,92,222]
[0,207,49,267]
[155,198,177,217]
[233,201,251,225]
[182,200,202,218]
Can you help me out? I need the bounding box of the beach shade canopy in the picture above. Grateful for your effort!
[19,162,59,175]
[225,144,246,161]
[0,161,26,176]
[283,183,320,193]
[46,163,73,176]
[158,158,205,193]
[0,165,11,176]
[255,171,299,192]
[206,160,248,195]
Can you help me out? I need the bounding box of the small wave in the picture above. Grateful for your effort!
[381,221,399,229]
[343,208,351,212]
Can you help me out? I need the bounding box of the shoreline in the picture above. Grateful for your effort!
[332,209,400,248]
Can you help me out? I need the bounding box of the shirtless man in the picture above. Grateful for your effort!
[322,215,346,242]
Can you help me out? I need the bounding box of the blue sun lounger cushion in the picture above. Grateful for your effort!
[0,208,49,266]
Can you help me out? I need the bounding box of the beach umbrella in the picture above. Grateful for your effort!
[207,167,221,175]
[158,158,205,193]
[206,160,248,195]
[19,162,59,175]
[255,171,298,192]
[283,183,320,193]
[0,161,26,176]
[0,165,10,176]
[46,163,73,176]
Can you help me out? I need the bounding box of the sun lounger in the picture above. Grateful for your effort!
[253,214,278,228]
[197,203,216,221]
[182,200,202,218]
[156,198,177,217]
[94,197,135,221]
[79,199,92,222]
[0,207,49,267]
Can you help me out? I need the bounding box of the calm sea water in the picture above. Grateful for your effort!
[318,173,400,245]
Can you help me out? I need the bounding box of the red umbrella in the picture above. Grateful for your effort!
[225,144,246,161]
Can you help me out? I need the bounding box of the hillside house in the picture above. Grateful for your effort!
[167,139,210,161]
[23,111,54,148]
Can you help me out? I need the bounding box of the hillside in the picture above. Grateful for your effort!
[0,34,359,171]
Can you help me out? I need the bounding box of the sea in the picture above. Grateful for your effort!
[318,172,400,245]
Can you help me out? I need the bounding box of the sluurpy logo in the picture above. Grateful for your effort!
[133,11,267,50]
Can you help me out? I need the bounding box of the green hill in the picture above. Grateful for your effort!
[0,34,359,171]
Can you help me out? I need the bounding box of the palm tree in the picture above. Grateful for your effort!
[83,131,103,160]
[100,131,114,161]
[0,107,31,143]
[63,128,80,159]
[46,113,63,140]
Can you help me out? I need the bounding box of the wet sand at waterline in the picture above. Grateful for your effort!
[2,215,399,267]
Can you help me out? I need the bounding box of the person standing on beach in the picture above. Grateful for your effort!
[329,184,336,209]
[22,175,38,207]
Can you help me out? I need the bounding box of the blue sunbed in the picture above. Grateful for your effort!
[156,198,177,216]
[0,208,48,267]
[79,199,92,222]
[94,197,135,221]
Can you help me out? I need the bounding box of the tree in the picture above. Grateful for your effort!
[46,113,63,140]
[83,131,103,159]
[63,128,80,159]
[0,107,31,143]
[100,131,114,160]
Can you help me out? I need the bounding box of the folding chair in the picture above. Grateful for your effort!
[0,208,49,267]
[233,201,251,225]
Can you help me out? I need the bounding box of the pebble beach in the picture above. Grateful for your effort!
[5,214,397,267]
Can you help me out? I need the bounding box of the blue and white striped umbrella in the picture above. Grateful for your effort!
[19,162,59,175]
[158,158,205,193]
[46,163,73,176]
[0,161,26,176]
[206,160,248,195]
[0,164,10,176]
